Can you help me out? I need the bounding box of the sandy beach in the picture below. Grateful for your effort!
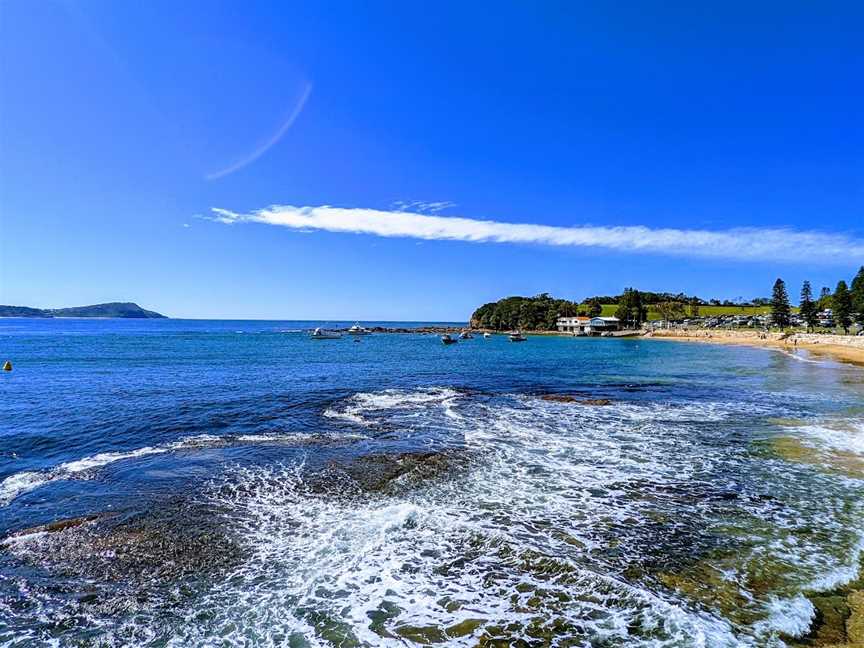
[646,329,864,367]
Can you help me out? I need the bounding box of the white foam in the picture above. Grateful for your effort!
[795,419,864,455]
[166,460,745,647]
[142,389,793,646]
[753,594,814,639]
[0,432,363,506]
[0,471,49,506]
[806,535,864,592]
[323,387,461,426]
[10,386,862,646]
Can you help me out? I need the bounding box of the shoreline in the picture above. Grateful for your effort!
[647,330,864,644]
[644,329,864,367]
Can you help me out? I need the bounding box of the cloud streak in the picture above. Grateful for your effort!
[206,83,313,181]
[209,204,864,263]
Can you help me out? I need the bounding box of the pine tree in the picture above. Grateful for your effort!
[851,266,864,326]
[834,280,853,333]
[615,288,646,327]
[770,278,791,328]
[799,281,817,331]
[817,286,832,311]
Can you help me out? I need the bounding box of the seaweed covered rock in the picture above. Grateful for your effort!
[539,394,612,406]
[3,503,243,584]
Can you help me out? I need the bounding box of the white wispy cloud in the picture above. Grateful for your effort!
[209,204,864,263]
[390,200,457,214]
[205,82,313,181]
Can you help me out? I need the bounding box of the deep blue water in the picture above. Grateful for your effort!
[1,319,863,646]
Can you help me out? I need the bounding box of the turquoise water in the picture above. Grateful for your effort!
[1,319,863,646]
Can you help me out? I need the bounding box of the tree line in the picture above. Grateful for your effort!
[469,289,693,330]
[470,267,864,332]
[772,266,864,333]
[584,292,769,307]
[469,294,580,331]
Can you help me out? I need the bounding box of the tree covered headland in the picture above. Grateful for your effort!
[471,268,864,332]
[470,294,579,331]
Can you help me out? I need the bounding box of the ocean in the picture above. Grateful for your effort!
[1,318,863,647]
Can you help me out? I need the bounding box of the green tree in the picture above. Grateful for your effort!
[817,286,832,311]
[834,280,853,333]
[469,295,581,331]
[689,298,701,318]
[614,288,647,328]
[799,281,817,331]
[851,266,864,326]
[584,298,602,318]
[656,301,685,323]
[770,278,791,328]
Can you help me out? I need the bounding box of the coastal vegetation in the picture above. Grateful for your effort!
[0,302,166,319]
[470,294,579,331]
[473,267,864,335]
[770,279,791,328]
[473,292,785,331]
[777,266,864,333]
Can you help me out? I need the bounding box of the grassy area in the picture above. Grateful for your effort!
[589,304,790,320]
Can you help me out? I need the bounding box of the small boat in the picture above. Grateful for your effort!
[311,327,342,339]
[509,331,527,342]
[458,330,474,339]
[441,334,458,345]
[347,323,371,335]
[483,332,492,339]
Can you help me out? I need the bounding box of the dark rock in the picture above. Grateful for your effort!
[540,395,612,406]
[313,450,466,495]
[3,504,243,584]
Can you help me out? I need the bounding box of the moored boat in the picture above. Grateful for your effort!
[347,323,371,335]
[458,330,474,339]
[509,331,527,342]
[441,334,458,345]
[311,327,342,339]
[483,332,492,339]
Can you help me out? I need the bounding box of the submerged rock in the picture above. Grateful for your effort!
[539,394,612,406]
[848,590,864,643]
[318,449,466,494]
[3,503,243,584]
[753,436,864,479]
[790,557,864,647]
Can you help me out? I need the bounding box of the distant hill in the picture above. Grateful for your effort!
[0,305,52,318]
[0,302,167,319]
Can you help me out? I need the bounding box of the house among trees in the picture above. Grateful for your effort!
[556,316,591,333]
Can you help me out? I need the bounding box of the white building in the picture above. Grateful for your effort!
[557,316,620,335]
[556,316,591,333]
[589,317,620,333]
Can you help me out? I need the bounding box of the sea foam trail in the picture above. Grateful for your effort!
[172,464,743,648]
[323,386,460,426]
[153,388,793,646]
[177,388,864,646]
[795,418,864,455]
[0,432,365,506]
[6,386,863,646]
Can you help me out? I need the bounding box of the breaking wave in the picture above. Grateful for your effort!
[0,431,366,506]
[70,386,857,646]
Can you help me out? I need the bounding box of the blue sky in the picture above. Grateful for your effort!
[1,1,862,320]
